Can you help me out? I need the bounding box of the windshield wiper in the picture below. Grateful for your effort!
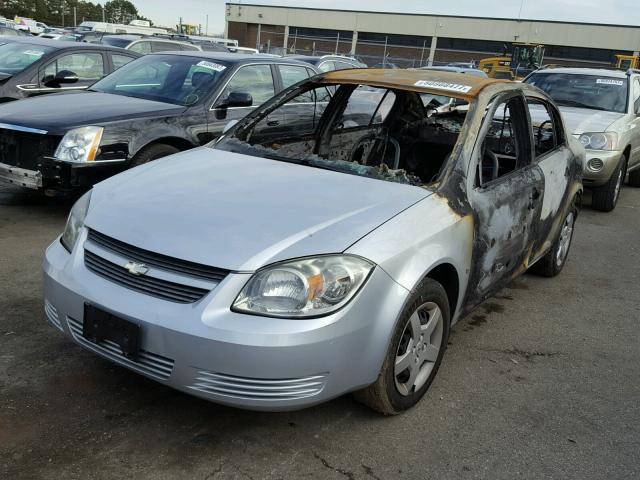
[556,99,609,111]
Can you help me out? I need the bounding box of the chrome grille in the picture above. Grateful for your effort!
[189,371,328,401]
[44,300,63,331]
[84,250,209,303]
[87,229,228,282]
[67,316,174,380]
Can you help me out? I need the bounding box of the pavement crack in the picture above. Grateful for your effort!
[502,348,560,361]
[314,452,356,480]
[362,464,382,480]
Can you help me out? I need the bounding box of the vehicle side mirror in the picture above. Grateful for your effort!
[214,92,253,120]
[225,91,253,108]
[45,70,79,87]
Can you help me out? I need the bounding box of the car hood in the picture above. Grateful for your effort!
[0,91,186,134]
[559,106,626,134]
[86,148,430,271]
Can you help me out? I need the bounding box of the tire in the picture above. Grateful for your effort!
[529,204,577,277]
[353,278,450,415]
[591,155,626,212]
[129,143,180,169]
[629,168,640,187]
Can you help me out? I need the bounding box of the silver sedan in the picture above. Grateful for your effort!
[43,70,584,413]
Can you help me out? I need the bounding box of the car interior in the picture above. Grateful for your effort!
[234,83,470,185]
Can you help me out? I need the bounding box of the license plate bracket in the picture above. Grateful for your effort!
[83,304,141,361]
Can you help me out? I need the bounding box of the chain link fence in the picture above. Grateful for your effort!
[256,29,476,68]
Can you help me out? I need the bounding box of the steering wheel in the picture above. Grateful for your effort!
[349,132,401,169]
[479,146,499,185]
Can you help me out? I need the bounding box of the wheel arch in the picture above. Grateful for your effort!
[422,262,460,322]
[129,136,197,162]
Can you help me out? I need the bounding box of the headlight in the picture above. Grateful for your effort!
[61,190,92,252]
[54,126,103,163]
[579,132,618,151]
[232,255,375,318]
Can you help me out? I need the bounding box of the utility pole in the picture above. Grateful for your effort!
[61,0,65,26]
[102,5,105,23]
[73,7,76,27]
[205,14,209,36]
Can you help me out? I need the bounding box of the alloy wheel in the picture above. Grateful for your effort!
[394,302,444,396]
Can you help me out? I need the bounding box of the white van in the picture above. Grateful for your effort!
[78,21,168,36]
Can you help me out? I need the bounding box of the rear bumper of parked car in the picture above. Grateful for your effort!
[0,158,126,194]
[42,234,409,411]
[582,150,623,187]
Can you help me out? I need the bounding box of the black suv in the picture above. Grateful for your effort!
[0,52,317,195]
[0,36,139,102]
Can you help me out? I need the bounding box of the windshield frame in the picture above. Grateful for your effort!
[525,72,630,114]
[214,78,470,186]
[89,54,231,106]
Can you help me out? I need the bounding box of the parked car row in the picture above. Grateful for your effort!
[0,41,633,414]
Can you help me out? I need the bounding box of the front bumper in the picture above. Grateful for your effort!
[582,150,623,187]
[42,234,410,411]
[0,158,126,193]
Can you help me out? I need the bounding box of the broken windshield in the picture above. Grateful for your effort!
[215,82,468,186]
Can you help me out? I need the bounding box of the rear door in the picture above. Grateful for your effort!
[466,92,544,305]
[525,96,574,258]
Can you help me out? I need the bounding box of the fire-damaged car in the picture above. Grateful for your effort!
[0,52,318,195]
[43,70,584,414]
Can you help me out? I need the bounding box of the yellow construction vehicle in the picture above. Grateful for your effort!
[479,43,545,80]
[177,23,199,35]
[615,54,639,70]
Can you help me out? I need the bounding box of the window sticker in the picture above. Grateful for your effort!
[414,80,472,94]
[23,50,45,57]
[196,61,226,72]
[596,79,624,86]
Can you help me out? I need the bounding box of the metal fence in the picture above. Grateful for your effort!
[256,29,471,67]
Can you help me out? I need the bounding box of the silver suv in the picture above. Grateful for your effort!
[525,67,640,211]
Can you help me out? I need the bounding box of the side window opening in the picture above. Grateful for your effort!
[634,78,640,114]
[220,82,469,186]
[526,98,558,158]
[476,95,532,188]
[220,64,275,106]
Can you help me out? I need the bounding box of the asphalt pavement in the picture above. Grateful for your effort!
[1,182,638,480]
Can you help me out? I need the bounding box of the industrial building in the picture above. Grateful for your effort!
[225,3,640,67]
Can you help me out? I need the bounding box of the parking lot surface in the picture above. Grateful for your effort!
[1,182,639,480]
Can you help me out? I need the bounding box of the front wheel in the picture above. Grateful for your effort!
[353,279,450,415]
[129,143,180,169]
[591,155,625,212]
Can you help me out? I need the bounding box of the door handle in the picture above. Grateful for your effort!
[267,119,280,127]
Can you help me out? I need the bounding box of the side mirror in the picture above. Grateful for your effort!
[216,91,253,109]
[226,91,253,108]
[214,92,253,120]
[45,70,79,87]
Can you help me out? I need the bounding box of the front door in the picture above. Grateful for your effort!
[466,92,544,306]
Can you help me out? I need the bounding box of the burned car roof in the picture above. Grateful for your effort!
[322,69,506,101]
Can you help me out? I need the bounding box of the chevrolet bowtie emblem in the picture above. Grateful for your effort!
[124,261,149,276]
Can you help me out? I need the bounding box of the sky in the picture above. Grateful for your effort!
[132,0,640,34]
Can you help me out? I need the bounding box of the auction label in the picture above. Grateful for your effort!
[596,79,624,86]
[197,61,227,72]
[414,80,472,93]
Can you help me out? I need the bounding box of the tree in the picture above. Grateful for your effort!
[104,0,138,24]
